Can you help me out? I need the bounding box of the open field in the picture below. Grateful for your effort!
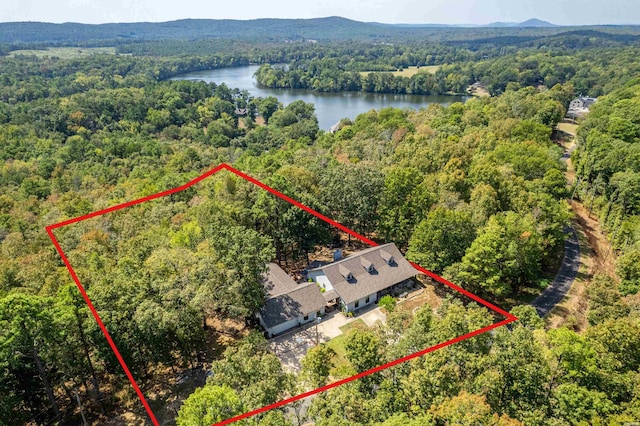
[557,122,579,135]
[359,65,441,77]
[9,47,117,58]
[468,85,490,97]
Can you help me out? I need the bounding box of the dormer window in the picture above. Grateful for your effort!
[361,258,375,273]
[339,265,354,281]
[380,249,395,265]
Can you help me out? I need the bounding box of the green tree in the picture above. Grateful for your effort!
[407,207,476,273]
[344,328,382,374]
[553,383,616,423]
[0,294,61,424]
[378,167,431,248]
[378,295,396,313]
[301,344,336,388]
[208,334,292,410]
[430,391,524,425]
[453,212,544,296]
[509,305,544,330]
[255,96,281,124]
[176,385,244,426]
[585,274,631,325]
[477,326,551,421]
[319,162,384,237]
[617,247,640,295]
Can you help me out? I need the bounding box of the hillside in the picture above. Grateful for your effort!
[0,17,636,46]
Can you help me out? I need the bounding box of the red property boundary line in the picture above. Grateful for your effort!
[46,163,518,426]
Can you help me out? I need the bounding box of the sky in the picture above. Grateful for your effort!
[0,0,638,26]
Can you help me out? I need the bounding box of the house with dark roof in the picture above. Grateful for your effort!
[569,96,597,111]
[258,263,326,338]
[306,243,417,313]
[258,244,418,337]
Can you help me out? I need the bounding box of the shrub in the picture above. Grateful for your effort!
[379,295,396,312]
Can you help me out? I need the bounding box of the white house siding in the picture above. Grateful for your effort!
[267,318,299,337]
[344,293,377,313]
[298,310,319,326]
[262,308,326,337]
[569,99,583,109]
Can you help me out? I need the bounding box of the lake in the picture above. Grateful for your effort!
[170,65,467,130]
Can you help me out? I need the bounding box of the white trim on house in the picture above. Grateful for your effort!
[258,308,325,338]
[344,293,377,313]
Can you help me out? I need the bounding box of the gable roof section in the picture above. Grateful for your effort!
[264,262,298,297]
[260,283,326,329]
[310,243,417,305]
[260,263,326,329]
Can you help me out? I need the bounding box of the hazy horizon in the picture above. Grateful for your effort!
[1,0,638,26]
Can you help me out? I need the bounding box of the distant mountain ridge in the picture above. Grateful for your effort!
[500,18,557,27]
[388,18,557,28]
[0,16,633,46]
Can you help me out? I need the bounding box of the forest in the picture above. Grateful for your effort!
[3,17,640,46]
[254,46,640,96]
[0,27,639,426]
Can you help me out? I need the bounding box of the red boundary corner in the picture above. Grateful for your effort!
[45,163,518,426]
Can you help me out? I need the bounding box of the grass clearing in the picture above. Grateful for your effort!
[338,318,366,334]
[325,319,367,374]
[557,122,578,135]
[359,65,441,78]
[468,86,490,97]
[9,47,117,58]
[397,284,441,314]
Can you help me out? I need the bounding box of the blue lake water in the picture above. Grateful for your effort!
[170,65,467,130]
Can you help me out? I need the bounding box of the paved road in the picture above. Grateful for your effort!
[531,225,580,317]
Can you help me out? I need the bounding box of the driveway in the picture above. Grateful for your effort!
[269,306,387,372]
[268,310,348,372]
[531,225,580,317]
[359,306,387,327]
[269,326,321,372]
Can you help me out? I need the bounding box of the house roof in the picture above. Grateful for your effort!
[260,283,326,329]
[264,262,298,297]
[322,289,338,302]
[260,264,326,329]
[571,97,597,108]
[303,259,329,274]
[308,243,417,305]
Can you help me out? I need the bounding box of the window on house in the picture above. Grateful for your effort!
[366,296,370,303]
[355,301,359,308]
[303,315,309,321]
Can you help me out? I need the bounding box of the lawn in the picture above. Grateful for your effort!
[339,318,366,334]
[8,47,117,58]
[325,319,367,375]
[359,65,441,78]
[557,122,578,136]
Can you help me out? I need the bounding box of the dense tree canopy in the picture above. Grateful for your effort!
[1,36,639,425]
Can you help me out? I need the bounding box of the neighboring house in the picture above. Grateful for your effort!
[569,96,597,111]
[306,243,417,313]
[258,263,326,338]
[234,108,248,116]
